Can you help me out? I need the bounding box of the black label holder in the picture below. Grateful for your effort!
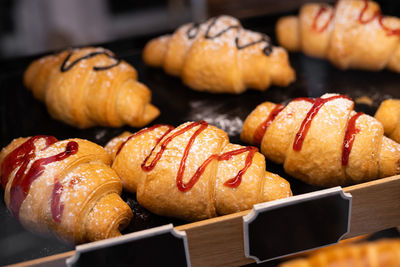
[66,224,191,267]
[243,186,352,263]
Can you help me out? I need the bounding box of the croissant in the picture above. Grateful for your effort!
[0,136,132,243]
[241,93,400,187]
[105,121,292,221]
[24,47,160,128]
[276,0,400,72]
[279,239,400,267]
[143,15,295,94]
[375,99,400,143]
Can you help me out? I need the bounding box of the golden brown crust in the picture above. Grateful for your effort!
[276,0,400,72]
[279,239,400,267]
[24,47,159,128]
[375,99,400,143]
[106,122,292,221]
[0,136,132,243]
[276,16,301,52]
[143,15,295,94]
[241,94,400,186]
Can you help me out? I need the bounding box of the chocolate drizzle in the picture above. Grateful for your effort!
[187,23,200,39]
[186,16,273,56]
[204,17,241,39]
[236,35,273,57]
[60,50,121,72]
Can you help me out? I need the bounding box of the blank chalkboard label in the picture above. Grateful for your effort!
[66,224,190,267]
[243,187,351,263]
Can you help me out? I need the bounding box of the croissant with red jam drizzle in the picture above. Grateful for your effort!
[241,93,400,187]
[0,136,132,243]
[105,121,292,221]
[276,0,400,72]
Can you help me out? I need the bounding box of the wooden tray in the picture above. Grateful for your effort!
[8,175,400,267]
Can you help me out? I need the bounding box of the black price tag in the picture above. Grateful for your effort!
[243,187,351,263]
[66,224,190,267]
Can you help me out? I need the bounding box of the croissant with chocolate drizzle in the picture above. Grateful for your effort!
[105,121,292,221]
[0,136,132,243]
[241,93,400,187]
[143,15,295,94]
[276,0,400,72]
[24,47,159,128]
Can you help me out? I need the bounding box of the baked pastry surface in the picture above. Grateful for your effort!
[375,99,400,143]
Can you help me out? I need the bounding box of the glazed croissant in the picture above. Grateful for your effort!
[375,99,400,143]
[0,136,132,243]
[105,121,292,221]
[143,15,295,94]
[276,0,400,72]
[241,93,400,186]
[24,47,159,128]
[279,239,400,267]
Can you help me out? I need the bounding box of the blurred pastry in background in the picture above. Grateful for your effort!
[276,0,400,72]
[279,238,400,267]
[375,99,400,143]
[143,15,295,94]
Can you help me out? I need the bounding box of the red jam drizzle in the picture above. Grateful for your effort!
[221,147,258,187]
[252,95,363,167]
[51,181,64,223]
[121,121,257,192]
[293,95,351,151]
[312,0,400,36]
[342,112,363,166]
[254,105,284,146]
[378,16,400,36]
[141,121,208,173]
[1,136,57,188]
[358,0,378,24]
[312,6,334,33]
[180,146,258,191]
[252,97,315,146]
[116,124,174,156]
[1,136,78,222]
[357,0,399,36]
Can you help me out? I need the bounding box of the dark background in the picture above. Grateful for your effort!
[0,0,400,60]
